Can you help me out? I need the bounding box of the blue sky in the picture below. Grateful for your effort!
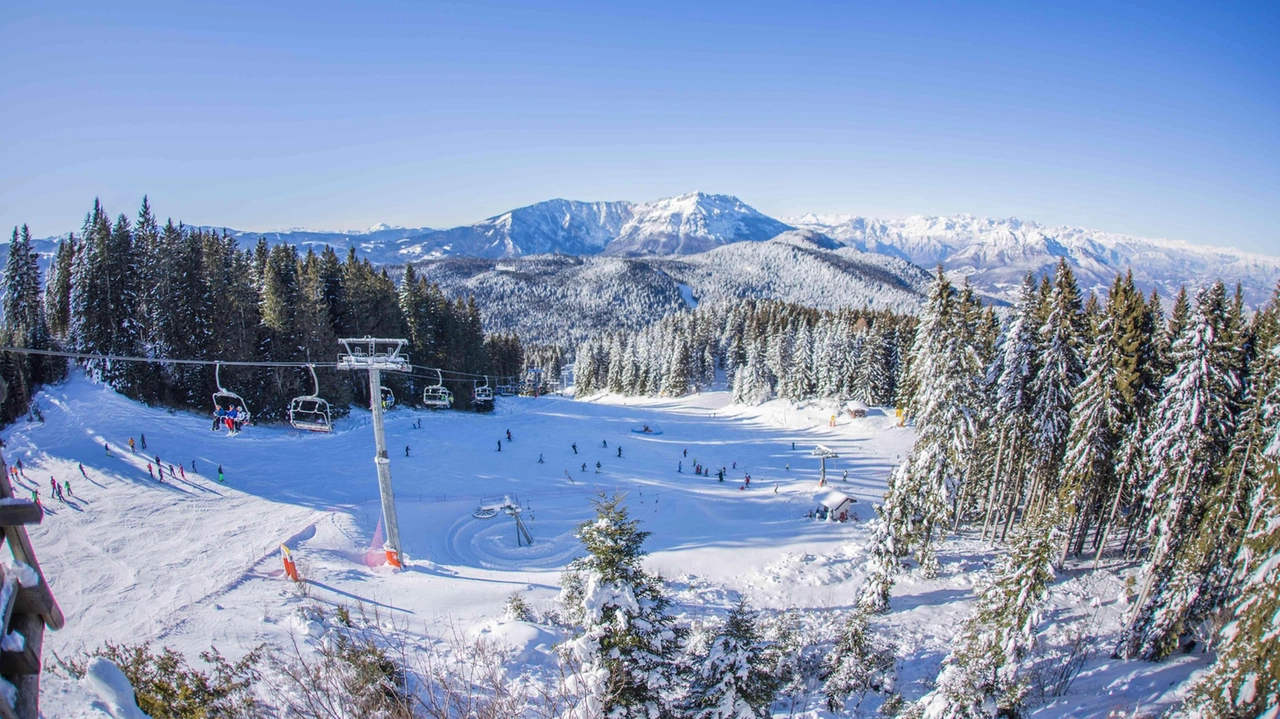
[2,1,1277,253]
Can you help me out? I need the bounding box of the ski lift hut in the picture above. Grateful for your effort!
[846,400,869,418]
[814,488,855,522]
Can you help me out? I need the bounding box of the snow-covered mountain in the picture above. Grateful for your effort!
[601,192,793,256]
[785,214,1280,306]
[398,199,634,260]
[408,229,928,345]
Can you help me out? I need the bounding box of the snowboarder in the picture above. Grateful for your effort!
[405,445,410,457]
[506,430,513,442]
[538,454,545,464]
[595,461,602,473]
[129,437,136,453]
[140,433,146,449]
[79,463,87,478]
[217,465,224,483]
[617,446,622,458]
[147,464,154,480]
[572,443,577,454]
[497,440,502,452]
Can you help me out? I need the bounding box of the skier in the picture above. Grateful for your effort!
[497,440,502,452]
[79,463,87,478]
[169,465,176,479]
[683,448,687,458]
[601,439,607,448]
[785,463,790,471]
[842,470,848,482]
[745,474,751,488]
[732,461,736,469]
[678,461,682,473]
[192,460,198,474]
[16,459,23,476]
[617,446,622,458]
[104,443,110,456]
[506,430,513,442]
[64,480,73,498]
[154,455,161,469]
[718,468,724,482]
[792,441,795,450]
[140,433,146,450]
[572,443,578,454]
[405,445,410,457]
[147,464,154,480]
[49,477,57,496]
[595,461,602,473]
[217,465,225,483]
[179,465,185,480]
[213,406,225,431]
[774,483,779,494]
[581,462,587,472]
[30,489,39,508]
[129,437,136,453]
[538,454,544,464]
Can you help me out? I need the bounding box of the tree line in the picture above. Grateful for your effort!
[2,198,531,423]
[865,263,1278,718]
[573,298,917,407]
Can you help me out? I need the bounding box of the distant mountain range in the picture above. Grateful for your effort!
[22,191,1280,307]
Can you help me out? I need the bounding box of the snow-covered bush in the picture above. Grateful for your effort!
[822,608,895,712]
[684,599,778,718]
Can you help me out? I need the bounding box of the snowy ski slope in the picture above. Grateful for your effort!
[5,373,1206,717]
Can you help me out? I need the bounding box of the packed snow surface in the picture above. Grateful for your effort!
[6,374,1205,716]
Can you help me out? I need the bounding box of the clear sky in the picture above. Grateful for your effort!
[2,1,1277,253]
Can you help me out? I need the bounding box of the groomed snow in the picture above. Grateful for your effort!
[4,373,1206,717]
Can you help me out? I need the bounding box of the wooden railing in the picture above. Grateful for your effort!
[0,452,64,719]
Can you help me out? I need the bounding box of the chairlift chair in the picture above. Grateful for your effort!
[289,365,333,432]
[422,369,453,409]
[380,385,396,409]
[472,376,494,406]
[212,363,252,430]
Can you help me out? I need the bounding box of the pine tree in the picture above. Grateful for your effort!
[917,508,1059,719]
[44,234,75,341]
[686,599,777,719]
[1119,282,1241,660]
[559,494,683,718]
[822,608,894,712]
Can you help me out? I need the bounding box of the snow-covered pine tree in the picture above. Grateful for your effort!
[0,224,54,420]
[1119,282,1241,660]
[916,505,1059,719]
[559,493,683,718]
[821,608,894,712]
[44,234,75,341]
[857,503,903,613]
[1025,260,1084,520]
[685,599,778,719]
[732,338,773,405]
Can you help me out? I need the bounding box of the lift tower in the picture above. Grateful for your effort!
[338,337,411,568]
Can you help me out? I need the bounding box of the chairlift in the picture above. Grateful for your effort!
[289,365,333,433]
[496,383,517,397]
[472,376,494,406]
[380,385,396,409]
[422,369,453,409]
[212,363,252,431]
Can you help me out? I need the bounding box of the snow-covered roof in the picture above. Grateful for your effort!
[846,400,870,411]
[814,489,854,510]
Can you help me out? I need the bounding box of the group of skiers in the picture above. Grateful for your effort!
[212,405,247,433]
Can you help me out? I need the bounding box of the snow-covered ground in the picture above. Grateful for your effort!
[3,374,1205,717]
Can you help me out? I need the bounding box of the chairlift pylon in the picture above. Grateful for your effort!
[212,362,251,433]
[422,369,453,409]
[289,365,333,433]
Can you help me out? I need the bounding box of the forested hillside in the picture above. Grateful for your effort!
[1,198,526,423]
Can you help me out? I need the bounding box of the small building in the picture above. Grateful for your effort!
[814,488,856,522]
[846,400,869,418]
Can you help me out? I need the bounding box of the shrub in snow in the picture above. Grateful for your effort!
[505,591,536,623]
[821,608,895,713]
[684,599,778,719]
[558,492,684,718]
